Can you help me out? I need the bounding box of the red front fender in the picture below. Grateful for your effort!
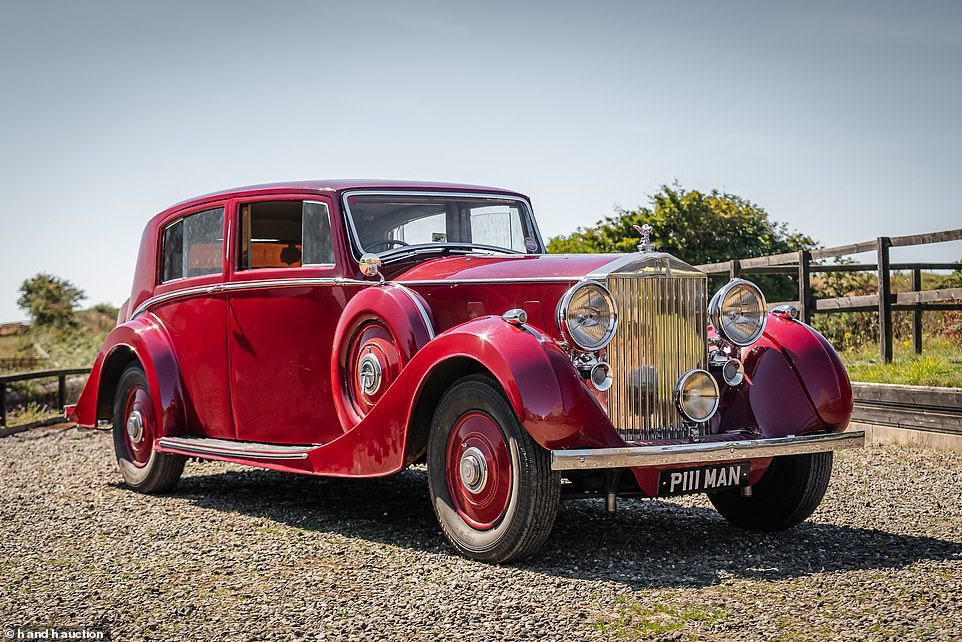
[718,313,853,437]
[68,315,188,437]
[304,316,623,477]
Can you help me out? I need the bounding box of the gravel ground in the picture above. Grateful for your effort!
[1,426,960,641]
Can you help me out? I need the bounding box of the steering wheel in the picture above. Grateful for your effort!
[367,239,410,251]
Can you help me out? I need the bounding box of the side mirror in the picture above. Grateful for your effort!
[359,253,383,280]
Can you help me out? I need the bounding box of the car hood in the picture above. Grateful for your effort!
[392,253,626,284]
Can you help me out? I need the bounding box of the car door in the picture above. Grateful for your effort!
[150,203,234,439]
[227,194,347,445]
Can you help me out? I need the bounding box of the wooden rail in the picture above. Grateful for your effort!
[0,367,90,428]
[697,227,962,363]
[852,382,962,436]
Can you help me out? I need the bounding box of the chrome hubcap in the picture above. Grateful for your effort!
[459,446,488,494]
[358,352,383,395]
[126,410,144,443]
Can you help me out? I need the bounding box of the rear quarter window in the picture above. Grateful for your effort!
[161,207,224,282]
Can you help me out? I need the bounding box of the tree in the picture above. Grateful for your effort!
[547,183,817,300]
[17,273,86,328]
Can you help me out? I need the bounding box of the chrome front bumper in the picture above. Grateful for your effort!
[550,430,865,471]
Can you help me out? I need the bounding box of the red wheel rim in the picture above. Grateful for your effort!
[445,411,512,530]
[122,386,154,467]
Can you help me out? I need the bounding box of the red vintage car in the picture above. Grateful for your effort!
[69,180,862,563]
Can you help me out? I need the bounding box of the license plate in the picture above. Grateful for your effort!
[658,462,750,497]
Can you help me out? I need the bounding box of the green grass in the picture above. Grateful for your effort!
[592,597,727,640]
[6,401,59,426]
[841,340,962,388]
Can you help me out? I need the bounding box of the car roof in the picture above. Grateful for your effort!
[168,179,529,210]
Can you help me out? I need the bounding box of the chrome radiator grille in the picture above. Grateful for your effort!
[606,275,708,442]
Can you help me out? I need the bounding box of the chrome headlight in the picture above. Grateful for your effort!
[709,278,767,346]
[674,369,720,423]
[556,281,618,351]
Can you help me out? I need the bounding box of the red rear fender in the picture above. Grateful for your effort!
[68,316,188,436]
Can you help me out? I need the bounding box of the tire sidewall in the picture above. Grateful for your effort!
[112,365,160,488]
[427,378,526,557]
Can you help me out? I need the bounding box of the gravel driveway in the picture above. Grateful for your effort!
[1,426,960,641]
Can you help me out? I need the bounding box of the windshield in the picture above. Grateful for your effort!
[343,192,542,256]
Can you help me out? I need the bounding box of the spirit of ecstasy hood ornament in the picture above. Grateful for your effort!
[633,223,655,253]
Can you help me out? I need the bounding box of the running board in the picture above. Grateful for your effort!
[157,436,316,460]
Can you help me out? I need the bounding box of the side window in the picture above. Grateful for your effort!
[161,207,224,283]
[302,201,334,265]
[238,200,333,269]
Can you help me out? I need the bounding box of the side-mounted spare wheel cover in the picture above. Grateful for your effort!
[331,284,435,429]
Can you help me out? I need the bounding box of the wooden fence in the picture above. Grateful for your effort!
[0,367,89,427]
[696,227,962,362]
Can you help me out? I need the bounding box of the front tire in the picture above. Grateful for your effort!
[708,452,833,530]
[112,364,185,493]
[427,375,560,563]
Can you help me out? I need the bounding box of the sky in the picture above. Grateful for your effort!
[1,0,961,321]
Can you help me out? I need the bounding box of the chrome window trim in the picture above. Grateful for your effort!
[340,190,545,261]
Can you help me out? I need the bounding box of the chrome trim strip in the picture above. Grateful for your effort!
[158,436,314,460]
[340,190,545,261]
[587,251,706,281]
[131,277,372,318]
[550,431,865,471]
[388,282,437,339]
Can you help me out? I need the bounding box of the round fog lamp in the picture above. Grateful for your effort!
[674,369,720,423]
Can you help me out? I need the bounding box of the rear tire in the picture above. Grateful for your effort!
[112,364,185,493]
[708,452,833,530]
[427,375,560,563]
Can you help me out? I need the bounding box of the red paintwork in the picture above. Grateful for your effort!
[446,411,512,529]
[717,313,853,438]
[71,316,189,436]
[72,180,854,500]
[330,284,435,431]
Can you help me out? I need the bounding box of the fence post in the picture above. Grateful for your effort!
[0,383,6,427]
[877,237,893,363]
[912,268,923,355]
[797,250,812,324]
[58,374,67,413]
[729,259,741,281]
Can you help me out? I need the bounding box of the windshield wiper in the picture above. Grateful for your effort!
[378,243,523,261]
